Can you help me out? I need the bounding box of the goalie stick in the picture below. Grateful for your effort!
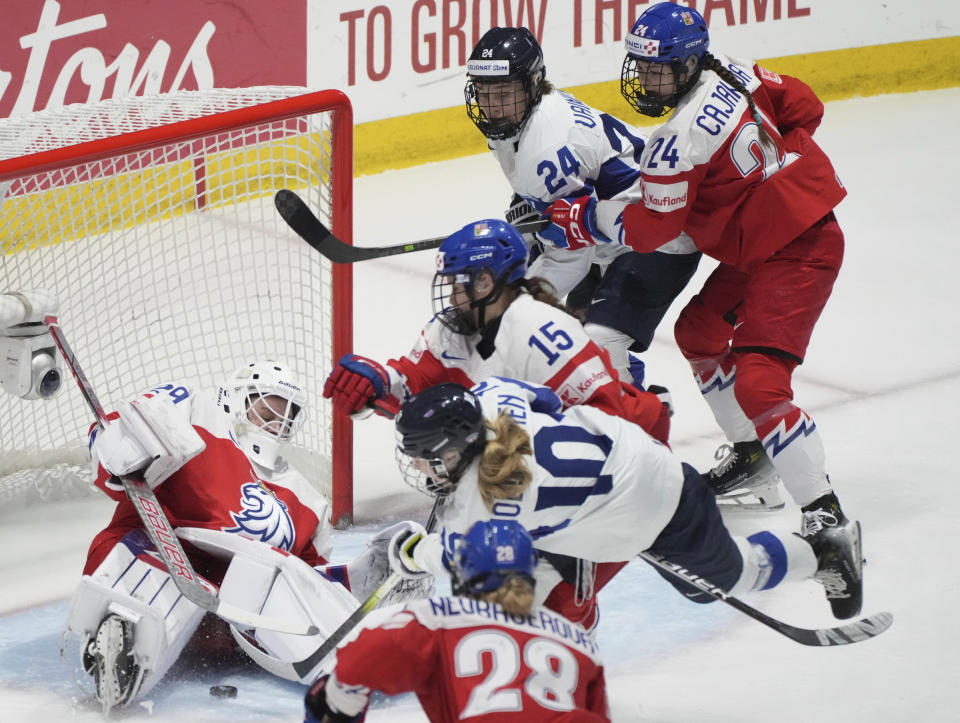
[274,188,550,264]
[44,315,318,637]
[639,550,893,647]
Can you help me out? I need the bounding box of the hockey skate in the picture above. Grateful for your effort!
[705,440,786,512]
[801,495,863,620]
[83,614,145,715]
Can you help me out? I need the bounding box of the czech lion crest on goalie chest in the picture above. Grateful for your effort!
[224,481,295,550]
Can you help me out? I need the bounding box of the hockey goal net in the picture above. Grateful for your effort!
[0,87,356,526]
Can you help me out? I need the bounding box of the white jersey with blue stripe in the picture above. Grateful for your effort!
[434,377,684,565]
[490,91,639,295]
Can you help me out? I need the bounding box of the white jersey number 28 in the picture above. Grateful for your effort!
[454,629,580,716]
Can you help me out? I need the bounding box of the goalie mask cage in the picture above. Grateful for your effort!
[0,87,357,527]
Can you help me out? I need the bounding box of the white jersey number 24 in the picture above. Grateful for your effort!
[455,629,580,715]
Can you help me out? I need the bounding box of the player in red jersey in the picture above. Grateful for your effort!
[545,3,861,577]
[323,218,670,444]
[304,519,609,723]
[66,360,422,713]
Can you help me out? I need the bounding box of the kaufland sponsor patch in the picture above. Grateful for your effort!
[467,59,510,76]
[643,180,689,211]
[626,33,660,57]
[558,357,613,402]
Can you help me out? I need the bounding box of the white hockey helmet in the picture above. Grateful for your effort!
[217,360,307,471]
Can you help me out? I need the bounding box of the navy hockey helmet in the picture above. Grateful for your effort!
[465,26,546,140]
[621,2,709,117]
[453,519,538,596]
[432,219,528,334]
[394,383,486,496]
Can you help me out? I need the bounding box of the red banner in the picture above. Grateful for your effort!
[0,0,307,119]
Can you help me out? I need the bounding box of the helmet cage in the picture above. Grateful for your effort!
[465,27,545,141]
[465,72,542,141]
[431,219,528,335]
[431,267,514,335]
[394,383,486,496]
[621,56,701,117]
[620,3,709,117]
[219,361,307,470]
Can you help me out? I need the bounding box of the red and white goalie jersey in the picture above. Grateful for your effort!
[595,52,846,271]
[384,294,668,442]
[326,596,609,722]
[84,381,332,578]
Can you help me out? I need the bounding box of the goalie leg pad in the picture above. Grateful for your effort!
[178,527,361,682]
[66,530,207,703]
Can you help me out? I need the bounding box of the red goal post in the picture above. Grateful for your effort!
[0,87,357,527]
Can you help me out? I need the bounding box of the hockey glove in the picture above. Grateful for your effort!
[646,384,674,418]
[323,354,391,414]
[545,194,612,250]
[387,521,431,580]
[305,675,368,723]
[94,395,205,487]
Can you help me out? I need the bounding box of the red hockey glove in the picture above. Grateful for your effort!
[323,354,390,414]
[545,195,611,250]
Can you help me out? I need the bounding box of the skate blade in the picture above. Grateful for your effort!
[716,481,786,513]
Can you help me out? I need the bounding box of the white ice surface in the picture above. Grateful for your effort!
[2,87,958,722]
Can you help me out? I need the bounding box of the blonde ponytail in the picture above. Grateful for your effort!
[477,412,533,509]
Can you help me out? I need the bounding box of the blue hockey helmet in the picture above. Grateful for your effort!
[465,27,546,140]
[432,219,528,334]
[453,519,538,596]
[394,383,486,496]
[621,2,709,117]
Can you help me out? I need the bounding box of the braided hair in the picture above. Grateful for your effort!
[699,53,778,152]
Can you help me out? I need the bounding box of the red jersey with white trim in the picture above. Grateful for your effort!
[83,382,332,577]
[386,294,667,441]
[599,53,846,271]
[332,596,609,722]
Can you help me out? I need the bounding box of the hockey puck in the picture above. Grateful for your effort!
[209,685,238,699]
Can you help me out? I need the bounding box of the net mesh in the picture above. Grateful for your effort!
[0,87,344,511]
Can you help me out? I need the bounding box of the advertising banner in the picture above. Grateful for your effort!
[1,0,307,119]
[307,0,959,123]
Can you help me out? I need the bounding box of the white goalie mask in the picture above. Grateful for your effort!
[217,360,307,471]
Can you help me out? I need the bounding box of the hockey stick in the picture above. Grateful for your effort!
[639,551,893,647]
[274,188,549,264]
[44,315,318,637]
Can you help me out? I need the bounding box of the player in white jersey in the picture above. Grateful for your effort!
[324,220,671,627]
[66,360,422,713]
[464,26,701,382]
[383,378,863,627]
[305,520,610,722]
[323,218,671,444]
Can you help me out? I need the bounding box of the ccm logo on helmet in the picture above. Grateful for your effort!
[469,252,494,261]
